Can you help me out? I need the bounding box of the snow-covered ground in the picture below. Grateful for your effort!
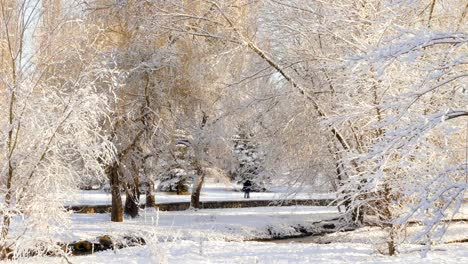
[9,203,468,263]
[69,183,335,206]
[29,206,339,243]
[18,240,468,264]
[15,218,468,264]
[8,184,468,263]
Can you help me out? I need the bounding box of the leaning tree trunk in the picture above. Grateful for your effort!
[109,163,123,222]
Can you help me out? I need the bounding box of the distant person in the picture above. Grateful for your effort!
[242,180,252,199]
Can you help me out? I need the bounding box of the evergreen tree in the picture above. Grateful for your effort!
[158,135,194,194]
[232,126,269,192]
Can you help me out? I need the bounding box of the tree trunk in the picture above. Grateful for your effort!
[124,189,140,218]
[350,206,364,224]
[382,184,397,255]
[190,112,208,209]
[146,180,156,208]
[124,173,140,218]
[109,164,123,222]
[387,226,397,256]
[124,162,141,218]
[190,166,205,209]
[1,215,10,242]
[2,62,16,245]
[1,173,13,241]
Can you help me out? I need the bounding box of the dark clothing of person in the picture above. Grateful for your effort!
[242,180,252,199]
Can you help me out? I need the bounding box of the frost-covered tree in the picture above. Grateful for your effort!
[0,0,115,259]
[333,0,467,255]
[84,0,187,220]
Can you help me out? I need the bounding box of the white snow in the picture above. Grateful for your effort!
[69,183,335,206]
[7,184,468,263]
[8,202,468,263]
[16,236,468,264]
[24,205,338,243]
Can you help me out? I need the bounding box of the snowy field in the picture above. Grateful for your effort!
[70,183,335,206]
